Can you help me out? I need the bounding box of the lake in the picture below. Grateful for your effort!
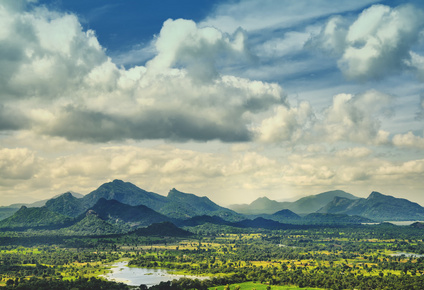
[102,261,208,287]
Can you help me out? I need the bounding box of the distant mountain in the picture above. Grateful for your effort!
[88,198,172,228]
[229,197,284,215]
[60,210,121,235]
[318,192,424,221]
[84,179,167,211]
[247,209,301,224]
[0,206,73,230]
[0,207,20,221]
[132,222,192,237]
[302,213,374,224]
[230,190,358,215]
[157,188,241,221]
[272,209,302,220]
[0,192,83,221]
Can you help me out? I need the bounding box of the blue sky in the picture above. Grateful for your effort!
[1,0,424,206]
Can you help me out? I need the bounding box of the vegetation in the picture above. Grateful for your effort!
[2,223,424,289]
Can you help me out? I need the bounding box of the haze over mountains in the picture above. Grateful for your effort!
[1,179,424,234]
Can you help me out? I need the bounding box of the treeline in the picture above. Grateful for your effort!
[3,277,128,289]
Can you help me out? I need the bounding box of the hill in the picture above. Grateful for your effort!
[45,180,242,222]
[177,215,231,227]
[0,192,83,221]
[0,206,73,230]
[83,179,168,211]
[88,198,172,228]
[60,211,121,235]
[45,192,86,217]
[230,190,358,215]
[157,188,242,221]
[318,192,424,221]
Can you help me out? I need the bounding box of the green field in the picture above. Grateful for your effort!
[209,282,323,289]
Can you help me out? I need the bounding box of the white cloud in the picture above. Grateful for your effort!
[147,18,250,83]
[392,131,424,149]
[201,0,379,33]
[0,3,285,143]
[310,4,424,81]
[318,90,392,144]
[0,147,39,181]
[256,102,314,143]
[255,89,393,145]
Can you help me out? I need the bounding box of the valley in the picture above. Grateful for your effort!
[1,180,424,289]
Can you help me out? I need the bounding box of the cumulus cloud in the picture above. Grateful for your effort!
[256,102,314,143]
[309,4,424,81]
[318,90,393,144]
[255,90,393,145]
[0,147,39,181]
[147,18,250,83]
[392,131,424,149]
[0,2,285,143]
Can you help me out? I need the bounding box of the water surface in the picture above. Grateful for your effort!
[103,261,207,287]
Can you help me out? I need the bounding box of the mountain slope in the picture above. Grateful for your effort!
[319,192,424,221]
[0,206,73,230]
[88,198,172,228]
[60,211,121,235]
[230,190,358,215]
[83,179,168,210]
[45,192,86,217]
[157,188,242,221]
[229,197,285,215]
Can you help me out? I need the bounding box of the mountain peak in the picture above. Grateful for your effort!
[367,191,385,199]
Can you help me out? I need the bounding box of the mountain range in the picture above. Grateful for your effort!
[1,180,423,234]
[229,190,358,215]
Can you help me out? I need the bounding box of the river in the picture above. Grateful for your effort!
[102,261,208,287]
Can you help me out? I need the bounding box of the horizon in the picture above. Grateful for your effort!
[1,0,424,206]
[2,178,423,209]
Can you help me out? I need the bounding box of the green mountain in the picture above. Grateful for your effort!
[230,197,285,215]
[230,190,358,215]
[157,188,241,221]
[0,207,20,221]
[318,192,424,221]
[44,180,242,222]
[0,192,83,221]
[132,221,191,237]
[0,206,73,230]
[177,215,231,227]
[60,210,121,235]
[84,179,167,210]
[88,198,172,228]
[45,192,86,217]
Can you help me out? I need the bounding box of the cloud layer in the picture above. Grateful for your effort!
[0,3,285,143]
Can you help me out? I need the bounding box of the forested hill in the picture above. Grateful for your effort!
[318,191,424,221]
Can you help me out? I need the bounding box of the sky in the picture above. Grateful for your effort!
[1,0,424,207]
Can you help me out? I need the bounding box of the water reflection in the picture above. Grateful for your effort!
[103,261,207,287]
